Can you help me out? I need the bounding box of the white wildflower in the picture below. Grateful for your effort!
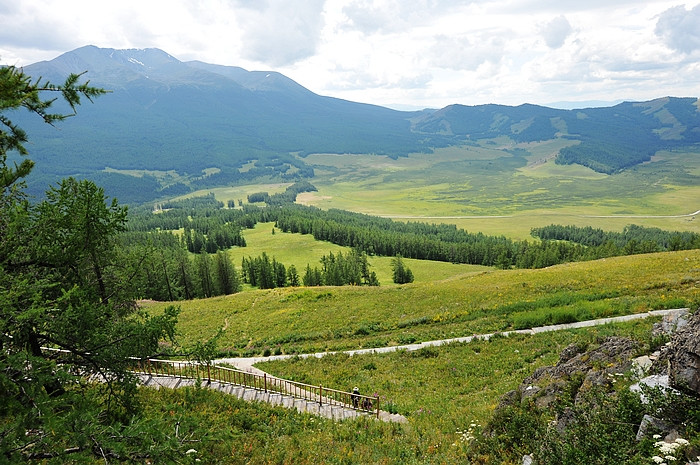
[664,455,677,461]
[674,438,688,445]
[186,449,197,455]
[651,456,664,464]
[653,434,662,439]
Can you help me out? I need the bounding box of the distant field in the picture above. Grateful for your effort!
[178,143,700,240]
[297,144,700,238]
[170,182,293,205]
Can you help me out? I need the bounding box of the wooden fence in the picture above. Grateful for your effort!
[133,358,380,418]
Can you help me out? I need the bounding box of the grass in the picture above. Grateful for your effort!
[296,143,700,223]
[226,222,487,286]
[129,139,700,462]
[143,249,700,356]
[256,319,657,430]
[133,318,661,464]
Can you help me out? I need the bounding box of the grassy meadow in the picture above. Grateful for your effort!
[295,144,700,239]
[227,221,487,287]
[143,248,700,356]
[178,142,700,240]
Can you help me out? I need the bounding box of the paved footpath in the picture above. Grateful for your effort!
[135,373,404,422]
[215,308,687,370]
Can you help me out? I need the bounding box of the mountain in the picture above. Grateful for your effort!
[11,45,700,204]
[411,98,700,173]
[16,46,439,202]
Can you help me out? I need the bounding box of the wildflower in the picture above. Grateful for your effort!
[651,456,664,464]
[186,449,197,455]
[664,456,677,461]
[653,434,662,439]
[674,438,688,446]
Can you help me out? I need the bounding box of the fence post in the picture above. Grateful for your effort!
[264,373,267,393]
[375,395,379,419]
[319,385,323,406]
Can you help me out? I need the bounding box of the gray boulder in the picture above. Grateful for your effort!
[667,311,700,395]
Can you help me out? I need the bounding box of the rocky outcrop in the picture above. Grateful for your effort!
[500,337,640,410]
[667,311,700,396]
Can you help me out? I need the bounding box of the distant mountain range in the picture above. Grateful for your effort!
[12,45,700,204]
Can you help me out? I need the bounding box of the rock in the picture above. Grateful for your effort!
[667,311,700,395]
[497,389,520,409]
[635,414,675,441]
[522,454,533,465]
[554,407,576,433]
[516,337,639,408]
[559,343,585,362]
[652,308,690,337]
[631,355,654,379]
[629,374,678,403]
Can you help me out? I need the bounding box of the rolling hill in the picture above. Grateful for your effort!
[10,45,700,204]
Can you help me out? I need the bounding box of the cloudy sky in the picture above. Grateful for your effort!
[1,0,699,109]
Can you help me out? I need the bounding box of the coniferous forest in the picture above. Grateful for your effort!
[113,190,700,302]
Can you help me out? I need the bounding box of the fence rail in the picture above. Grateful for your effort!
[132,358,380,418]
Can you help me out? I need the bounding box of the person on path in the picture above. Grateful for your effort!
[351,387,360,408]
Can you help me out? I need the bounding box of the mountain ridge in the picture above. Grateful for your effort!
[10,45,700,204]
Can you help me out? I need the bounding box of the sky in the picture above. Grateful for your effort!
[1,0,699,110]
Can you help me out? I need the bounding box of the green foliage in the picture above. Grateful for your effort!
[641,385,700,431]
[0,66,106,189]
[0,68,181,462]
[533,223,700,253]
[391,254,414,284]
[214,250,241,295]
[534,389,647,465]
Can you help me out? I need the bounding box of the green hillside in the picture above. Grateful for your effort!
[4,61,700,464]
[143,249,700,355]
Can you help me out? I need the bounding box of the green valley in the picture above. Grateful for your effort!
[3,52,700,464]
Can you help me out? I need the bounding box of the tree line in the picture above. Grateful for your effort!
[120,199,700,299]
[531,224,700,252]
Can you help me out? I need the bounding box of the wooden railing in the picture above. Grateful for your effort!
[133,358,380,418]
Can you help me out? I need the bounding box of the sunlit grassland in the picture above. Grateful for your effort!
[143,249,700,355]
[227,222,484,286]
[176,142,700,240]
[257,319,656,432]
[432,213,700,241]
[293,143,700,239]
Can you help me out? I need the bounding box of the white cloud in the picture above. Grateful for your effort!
[540,15,573,48]
[0,0,698,108]
[655,4,700,54]
[234,0,326,66]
